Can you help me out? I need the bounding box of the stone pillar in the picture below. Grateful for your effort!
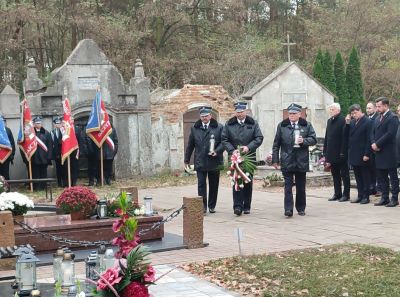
[0,211,16,270]
[120,186,139,204]
[183,197,204,249]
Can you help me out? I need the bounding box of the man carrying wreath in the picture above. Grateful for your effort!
[222,102,263,216]
[272,103,317,217]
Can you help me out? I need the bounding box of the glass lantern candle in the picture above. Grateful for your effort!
[53,248,64,284]
[17,253,40,296]
[144,196,153,216]
[61,252,75,289]
[104,248,115,270]
[96,199,108,219]
[85,254,98,281]
[97,245,106,274]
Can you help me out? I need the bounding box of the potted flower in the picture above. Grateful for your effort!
[0,192,34,221]
[56,186,97,220]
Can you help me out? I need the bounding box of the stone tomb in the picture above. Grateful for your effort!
[14,215,164,253]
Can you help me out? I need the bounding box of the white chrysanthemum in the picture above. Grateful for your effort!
[226,171,231,175]
[246,172,250,176]
[0,192,34,213]
[134,209,140,216]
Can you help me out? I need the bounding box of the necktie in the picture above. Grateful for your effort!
[204,124,208,130]
[240,121,244,126]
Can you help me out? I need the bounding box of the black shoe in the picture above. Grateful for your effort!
[351,197,363,203]
[105,178,111,185]
[328,195,340,201]
[360,199,370,204]
[284,210,293,217]
[386,200,399,207]
[88,180,94,186]
[234,208,242,216]
[339,196,350,202]
[298,211,306,216]
[374,199,389,206]
[209,208,216,213]
[203,208,207,214]
[243,210,250,214]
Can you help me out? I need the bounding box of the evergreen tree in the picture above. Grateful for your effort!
[334,51,349,113]
[346,46,364,108]
[322,51,336,93]
[313,49,324,82]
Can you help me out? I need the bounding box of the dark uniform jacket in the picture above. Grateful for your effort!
[345,115,372,167]
[323,114,347,164]
[371,110,399,169]
[221,116,264,157]
[184,118,224,171]
[32,128,53,165]
[272,118,317,172]
[396,119,400,167]
[5,127,15,162]
[51,128,62,160]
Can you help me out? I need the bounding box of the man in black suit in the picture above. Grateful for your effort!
[366,101,381,196]
[324,103,350,202]
[371,97,399,207]
[345,104,372,204]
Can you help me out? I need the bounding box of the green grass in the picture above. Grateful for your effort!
[186,244,400,297]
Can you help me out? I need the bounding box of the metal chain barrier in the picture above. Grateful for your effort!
[13,204,186,248]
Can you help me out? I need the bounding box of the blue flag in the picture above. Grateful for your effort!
[0,116,12,163]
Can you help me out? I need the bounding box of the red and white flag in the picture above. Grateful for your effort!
[17,99,37,161]
[61,98,79,165]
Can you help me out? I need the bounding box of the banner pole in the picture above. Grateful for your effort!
[100,146,104,186]
[68,156,71,188]
[28,160,33,192]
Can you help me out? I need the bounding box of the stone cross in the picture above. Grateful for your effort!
[282,33,296,62]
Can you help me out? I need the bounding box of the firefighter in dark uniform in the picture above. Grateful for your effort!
[97,125,118,185]
[222,102,264,216]
[32,116,53,190]
[85,133,99,186]
[51,116,63,187]
[184,106,224,214]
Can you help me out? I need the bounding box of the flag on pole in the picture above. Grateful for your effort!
[86,91,114,149]
[0,116,12,164]
[61,98,79,165]
[17,99,37,161]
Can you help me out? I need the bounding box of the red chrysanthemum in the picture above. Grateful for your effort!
[120,281,149,297]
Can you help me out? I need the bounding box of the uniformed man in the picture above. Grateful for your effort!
[51,116,63,187]
[184,106,224,214]
[272,103,317,217]
[0,118,15,180]
[85,133,99,186]
[222,102,264,216]
[31,116,53,190]
[97,124,118,185]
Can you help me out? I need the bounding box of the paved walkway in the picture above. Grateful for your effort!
[3,184,400,296]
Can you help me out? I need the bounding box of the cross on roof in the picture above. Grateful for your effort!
[282,33,296,62]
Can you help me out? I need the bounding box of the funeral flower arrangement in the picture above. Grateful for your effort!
[93,192,155,297]
[227,146,257,191]
[106,194,145,218]
[0,192,34,215]
[56,186,98,214]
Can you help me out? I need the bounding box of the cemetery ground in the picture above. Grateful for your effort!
[7,173,400,296]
